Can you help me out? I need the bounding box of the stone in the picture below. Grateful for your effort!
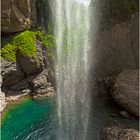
[1,59,24,88]
[1,60,17,79]
[16,54,42,76]
[29,69,48,83]
[111,70,139,116]
[28,69,55,95]
[11,79,29,91]
[100,120,140,140]
[16,43,47,76]
[109,113,119,118]
[120,111,130,118]
[100,126,140,140]
[90,12,139,78]
[45,92,55,97]
[22,89,31,94]
[1,0,37,35]
[0,91,6,112]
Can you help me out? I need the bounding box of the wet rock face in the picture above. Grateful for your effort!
[100,126,140,140]
[1,0,37,35]
[1,60,24,88]
[90,9,139,78]
[28,69,55,96]
[15,43,48,76]
[111,70,139,117]
[16,55,42,76]
[1,58,55,106]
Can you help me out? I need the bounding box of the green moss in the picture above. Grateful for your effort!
[1,44,17,62]
[12,31,37,58]
[1,30,56,62]
[34,31,56,60]
[1,31,37,62]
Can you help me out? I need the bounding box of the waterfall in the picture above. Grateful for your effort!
[51,0,91,139]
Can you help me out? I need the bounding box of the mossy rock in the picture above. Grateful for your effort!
[1,31,37,62]
[1,44,17,62]
[1,30,56,62]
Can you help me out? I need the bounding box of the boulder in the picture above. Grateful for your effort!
[1,0,37,35]
[16,55,42,76]
[111,70,139,116]
[16,43,47,76]
[28,69,55,96]
[119,111,130,118]
[100,125,139,140]
[11,79,30,91]
[1,59,24,88]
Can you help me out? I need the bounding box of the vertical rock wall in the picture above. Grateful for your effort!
[1,0,37,35]
[90,0,139,78]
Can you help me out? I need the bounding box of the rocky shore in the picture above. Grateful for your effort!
[1,0,56,113]
[98,69,139,117]
[100,119,139,140]
[1,45,55,112]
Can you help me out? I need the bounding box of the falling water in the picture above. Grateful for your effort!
[51,0,91,139]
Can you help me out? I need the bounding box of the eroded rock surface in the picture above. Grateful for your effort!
[100,120,140,140]
[1,60,24,88]
[101,126,139,140]
[1,42,55,110]
[111,70,139,116]
[90,12,139,78]
[1,0,37,35]
[28,69,55,96]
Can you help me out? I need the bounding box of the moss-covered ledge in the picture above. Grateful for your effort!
[1,30,56,62]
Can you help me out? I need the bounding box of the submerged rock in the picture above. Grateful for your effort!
[111,70,139,116]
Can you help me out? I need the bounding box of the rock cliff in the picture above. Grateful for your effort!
[1,0,37,35]
[90,0,139,78]
[112,70,139,116]
[1,30,56,112]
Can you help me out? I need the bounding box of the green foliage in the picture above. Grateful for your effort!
[1,44,17,62]
[43,34,56,49]
[34,31,56,60]
[1,30,56,62]
[12,31,37,58]
[1,31,37,62]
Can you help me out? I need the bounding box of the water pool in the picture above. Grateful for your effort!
[1,96,138,140]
